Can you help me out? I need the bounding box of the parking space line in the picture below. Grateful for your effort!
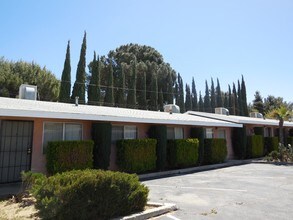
[146,184,247,192]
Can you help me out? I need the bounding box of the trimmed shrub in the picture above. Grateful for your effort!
[117,139,157,173]
[204,138,227,164]
[190,127,204,165]
[31,169,149,219]
[167,139,199,168]
[46,140,94,175]
[232,126,247,159]
[92,123,112,169]
[264,137,279,154]
[246,135,264,158]
[148,125,167,170]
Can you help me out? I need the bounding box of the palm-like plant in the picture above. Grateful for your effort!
[266,106,292,144]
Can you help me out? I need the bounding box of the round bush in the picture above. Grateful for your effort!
[31,169,149,219]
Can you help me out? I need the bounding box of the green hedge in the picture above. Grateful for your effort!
[204,138,227,164]
[246,135,264,158]
[117,139,157,173]
[46,140,94,175]
[167,139,199,168]
[232,126,247,159]
[148,125,167,171]
[190,127,204,165]
[264,137,279,154]
[92,123,112,169]
[30,169,148,219]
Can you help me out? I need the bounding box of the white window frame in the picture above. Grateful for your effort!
[111,125,138,144]
[42,122,83,153]
[217,129,226,139]
[205,128,214,139]
[167,127,184,140]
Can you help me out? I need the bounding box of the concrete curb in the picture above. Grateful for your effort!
[113,202,177,220]
[139,159,253,181]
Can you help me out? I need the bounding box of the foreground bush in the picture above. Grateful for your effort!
[46,140,94,175]
[266,144,293,163]
[246,135,264,158]
[167,139,199,168]
[31,169,149,219]
[117,139,157,173]
[204,139,227,164]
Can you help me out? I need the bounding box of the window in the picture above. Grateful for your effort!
[43,122,82,153]
[264,127,271,137]
[205,128,214,139]
[167,127,184,139]
[218,129,226,139]
[111,125,137,144]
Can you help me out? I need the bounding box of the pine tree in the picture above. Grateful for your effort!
[126,58,137,108]
[210,78,216,111]
[88,52,100,105]
[216,78,223,107]
[116,63,126,107]
[191,77,198,111]
[149,71,158,110]
[185,84,192,111]
[232,83,238,115]
[204,80,211,112]
[252,91,264,114]
[241,75,249,116]
[59,40,71,103]
[71,32,87,104]
[198,92,204,112]
[104,61,114,106]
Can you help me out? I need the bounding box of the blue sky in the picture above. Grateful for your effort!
[1,0,292,103]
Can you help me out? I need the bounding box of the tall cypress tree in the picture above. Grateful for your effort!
[116,63,126,107]
[166,72,174,104]
[104,61,114,106]
[177,74,185,113]
[224,92,229,109]
[210,78,216,111]
[228,84,233,114]
[185,84,192,111]
[191,77,198,111]
[204,80,211,112]
[198,92,204,112]
[216,78,223,107]
[88,52,100,105]
[71,32,87,104]
[126,58,137,108]
[136,62,147,109]
[59,40,71,103]
[241,75,249,116]
[158,88,164,111]
[232,83,238,115]
[237,80,243,116]
[149,71,158,110]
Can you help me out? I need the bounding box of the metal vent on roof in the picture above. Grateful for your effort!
[249,112,263,119]
[19,84,37,100]
[215,107,229,116]
[164,104,180,114]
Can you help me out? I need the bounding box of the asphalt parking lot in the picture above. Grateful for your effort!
[143,163,293,220]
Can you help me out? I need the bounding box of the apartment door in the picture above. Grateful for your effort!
[0,120,33,183]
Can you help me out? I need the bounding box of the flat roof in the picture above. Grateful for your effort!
[186,111,293,128]
[0,97,242,127]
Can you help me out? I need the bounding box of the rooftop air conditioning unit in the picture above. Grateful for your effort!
[19,84,37,100]
[249,112,263,119]
[164,104,180,114]
[215,107,229,116]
